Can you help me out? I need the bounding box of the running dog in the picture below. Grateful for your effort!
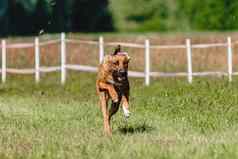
[96,45,130,136]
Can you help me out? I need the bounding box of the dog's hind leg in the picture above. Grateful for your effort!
[99,92,112,136]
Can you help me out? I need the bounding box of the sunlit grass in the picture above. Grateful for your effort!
[0,73,238,158]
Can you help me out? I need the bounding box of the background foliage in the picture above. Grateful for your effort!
[1,0,238,36]
[111,0,238,32]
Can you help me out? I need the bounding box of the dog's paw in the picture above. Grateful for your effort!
[122,106,130,118]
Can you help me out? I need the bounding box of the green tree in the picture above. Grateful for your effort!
[0,0,8,36]
[222,0,238,30]
[111,0,238,32]
[71,0,114,32]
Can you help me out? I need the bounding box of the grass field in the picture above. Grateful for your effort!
[0,72,238,159]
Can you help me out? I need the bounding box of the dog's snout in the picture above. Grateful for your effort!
[119,69,126,73]
[118,69,127,78]
[118,69,126,76]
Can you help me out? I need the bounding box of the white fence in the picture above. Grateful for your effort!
[0,33,237,86]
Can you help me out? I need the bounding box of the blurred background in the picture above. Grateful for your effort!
[2,0,238,78]
[1,0,238,36]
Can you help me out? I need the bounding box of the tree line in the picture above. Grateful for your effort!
[0,0,114,36]
[0,0,238,36]
[112,0,238,32]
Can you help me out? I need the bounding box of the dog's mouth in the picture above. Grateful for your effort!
[117,76,126,81]
[113,70,128,82]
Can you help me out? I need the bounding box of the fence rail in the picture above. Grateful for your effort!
[0,33,238,85]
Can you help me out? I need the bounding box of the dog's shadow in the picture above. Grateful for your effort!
[118,123,154,134]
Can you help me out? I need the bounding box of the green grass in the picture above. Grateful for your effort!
[0,72,238,159]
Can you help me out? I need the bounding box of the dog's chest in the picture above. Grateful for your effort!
[113,71,129,94]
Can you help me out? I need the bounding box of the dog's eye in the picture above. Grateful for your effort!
[113,61,119,65]
[123,61,128,65]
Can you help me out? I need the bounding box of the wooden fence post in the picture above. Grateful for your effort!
[227,37,232,82]
[1,40,6,83]
[35,37,40,83]
[99,36,104,64]
[145,39,150,86]
[186,39,192,83]
[61,33,66,84]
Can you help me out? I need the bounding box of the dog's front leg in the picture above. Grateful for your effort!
[121,95,130,118]
[109,96,122,121]
[99,92,112,136]
[99,82,118,103]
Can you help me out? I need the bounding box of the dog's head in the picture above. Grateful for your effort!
[111,45,130,81]
[110,45,130,70]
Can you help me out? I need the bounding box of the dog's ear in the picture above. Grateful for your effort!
[127,55,131,62]
[113,45,121,55]
[126,54,131,63]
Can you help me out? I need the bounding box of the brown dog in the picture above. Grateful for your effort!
[96,45,130,136]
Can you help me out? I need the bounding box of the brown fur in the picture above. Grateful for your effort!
[96,47,130,136]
